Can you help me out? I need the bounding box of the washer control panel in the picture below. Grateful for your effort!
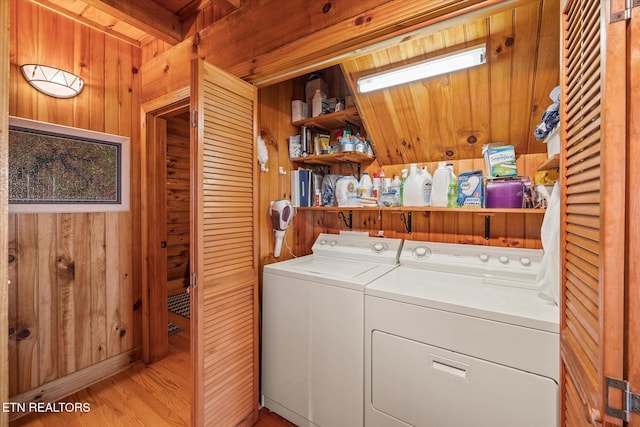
[312,233,403,264]
[400,240,543,283]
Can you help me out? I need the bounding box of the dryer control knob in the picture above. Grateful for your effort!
[330,240,338,246]
[479,254,489,262]
[373,242,386,252]
[320,239,328,245]
[499,255,509,264]
[414,247,429,258]
[520,257,531,266]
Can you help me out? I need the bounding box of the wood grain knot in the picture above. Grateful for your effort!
[119,329,127,338]
[164,65,170,73]
[467,135,477,144]
[445,150,454,157]
[354,16,364,25]
[505,37,515,47]
[322,2,332,13]
[17,329,30,340]
[8,254,14,263]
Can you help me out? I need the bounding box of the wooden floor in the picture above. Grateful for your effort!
[11,332,294,427]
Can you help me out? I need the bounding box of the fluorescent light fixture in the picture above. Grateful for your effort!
[21,64,84,98]
[357,45,487,93]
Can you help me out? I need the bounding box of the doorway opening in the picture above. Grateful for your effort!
[142,98,193,421]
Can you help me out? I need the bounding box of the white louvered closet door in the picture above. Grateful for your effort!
[560,0,626,425]
[190,58,259,427]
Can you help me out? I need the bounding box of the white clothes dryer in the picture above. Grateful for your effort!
[262,232,402,427]
[365,240,560,427]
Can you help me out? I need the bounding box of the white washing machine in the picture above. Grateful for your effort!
[262,232,403,427]
[365,240,560,427]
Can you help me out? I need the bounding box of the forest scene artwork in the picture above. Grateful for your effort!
[8,117,130,213]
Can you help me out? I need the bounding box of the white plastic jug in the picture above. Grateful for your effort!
[402,164,426,207]
[358,172,373,197]
[431,162,451,207]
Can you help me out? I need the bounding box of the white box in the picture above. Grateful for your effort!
[544,125,560,158]
[291,100,309,122]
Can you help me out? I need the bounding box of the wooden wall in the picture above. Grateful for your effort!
[8,0,141,403]
[165,116,190,295]
[258,77,548,266]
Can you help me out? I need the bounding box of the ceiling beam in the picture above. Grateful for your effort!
[210,0,241,14]
[82,0,182,45]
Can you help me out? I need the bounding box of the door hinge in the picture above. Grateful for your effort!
[606,377,640,421]
[610,0,639,23]
[190,272,197,290]
[191,110,197,127]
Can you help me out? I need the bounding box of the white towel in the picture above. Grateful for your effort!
[537,181,560,305]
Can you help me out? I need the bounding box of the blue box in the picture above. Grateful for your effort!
[458,170,484,207]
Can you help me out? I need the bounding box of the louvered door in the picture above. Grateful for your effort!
[190,59,258,427]
[560,0,626,425]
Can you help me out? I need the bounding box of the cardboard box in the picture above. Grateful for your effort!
[457,170,484,207]
[291,100,309,122]
[482,143,517,177]
[305,78,328,104]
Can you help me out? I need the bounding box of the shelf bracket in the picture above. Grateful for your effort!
[346,161,361,180]
[400,212,412,234]
[338,210,353,230]
[484,215,491,240]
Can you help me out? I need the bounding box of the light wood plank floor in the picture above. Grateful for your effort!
[11,332,294,427]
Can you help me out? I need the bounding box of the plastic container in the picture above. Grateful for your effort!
[399,169,408,206]
[336,176,359,207]
[358,172,373,198]
[372,174,381,199]
[312,89,327,118]
[402,164,427,207]
[420,166,433,206]
[431,162,452,207]
[390,175,402,196]
[447,180,458,208]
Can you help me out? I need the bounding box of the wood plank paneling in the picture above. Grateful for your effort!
[166,115,190,294]
[7,0,142,404]
[1,3,9,421]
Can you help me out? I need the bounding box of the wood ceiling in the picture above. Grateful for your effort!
[30,0,239,45]
[32,0,559,165]
[342,0,560,165]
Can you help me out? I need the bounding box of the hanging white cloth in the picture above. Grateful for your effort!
[537,181,561,305]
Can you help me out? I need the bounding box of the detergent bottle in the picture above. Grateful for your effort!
[431,162,451,207]
[402,163,426,207]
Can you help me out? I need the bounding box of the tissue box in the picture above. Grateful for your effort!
[458,170,484,207]
[485,179,524,208]
[482,143,517,177]
[291,100,309,122]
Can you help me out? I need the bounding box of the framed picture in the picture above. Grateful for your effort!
[8,116,130,213]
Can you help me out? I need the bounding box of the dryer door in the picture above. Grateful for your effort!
[369,331,558,427]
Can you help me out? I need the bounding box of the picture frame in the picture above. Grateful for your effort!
[8,116,130,213]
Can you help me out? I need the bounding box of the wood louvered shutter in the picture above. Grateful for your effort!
[190,59,258,427]
[560,0,626,425]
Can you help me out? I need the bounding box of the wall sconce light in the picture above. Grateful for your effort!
[20,64,84,98]
[357,45,487,93]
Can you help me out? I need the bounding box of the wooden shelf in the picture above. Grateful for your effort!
[537,154,560,171]
[292,107,362,130]
[297,206,545,214]
[291,151,375,166]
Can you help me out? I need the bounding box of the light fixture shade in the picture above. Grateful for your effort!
[21,64,84,98]
[357,45,487,93]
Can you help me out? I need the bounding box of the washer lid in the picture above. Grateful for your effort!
[366,268,559,333]
[264,255,398,291]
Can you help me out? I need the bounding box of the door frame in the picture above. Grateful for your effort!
[140,88,190,364]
